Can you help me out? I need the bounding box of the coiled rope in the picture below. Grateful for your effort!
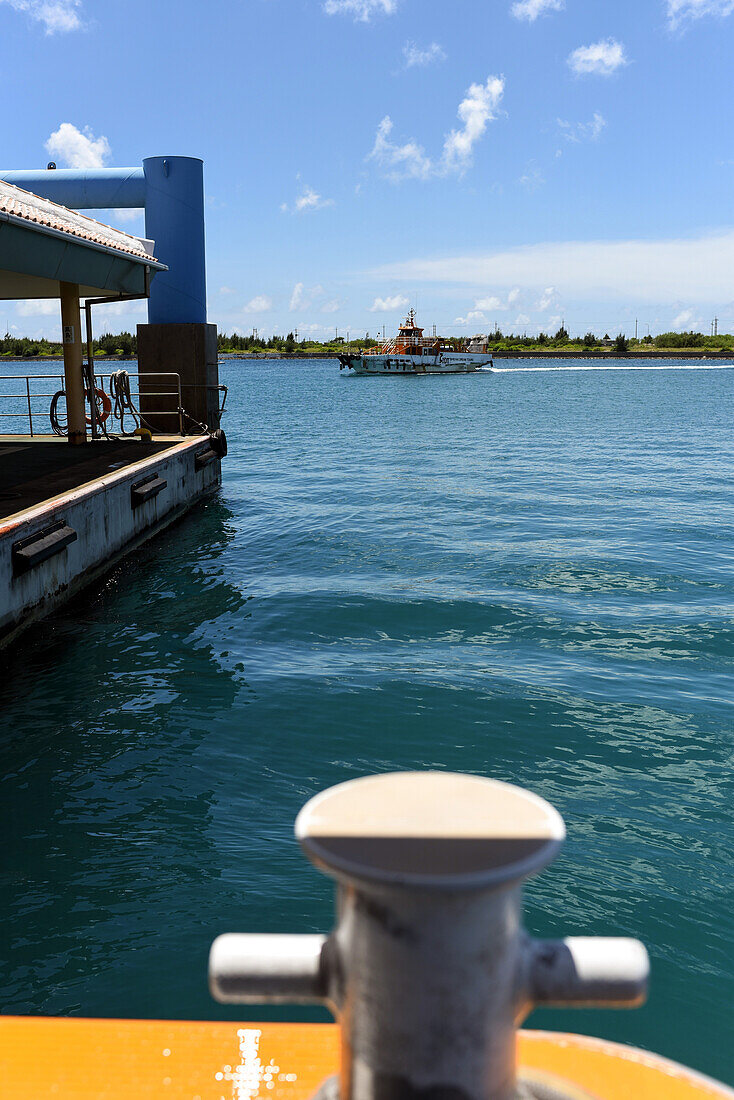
[109,370,140,435]
[49,389,68,436]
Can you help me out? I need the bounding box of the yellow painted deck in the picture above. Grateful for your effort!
[1,1018,731,1099]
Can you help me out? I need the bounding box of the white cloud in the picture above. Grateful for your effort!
[296,188,333,212]
[475,295,504,311]
[369,117,434,181]
[372,230,734,304]
[369,75,504,181]
[244,295,273,313]
[403,40,446,67]
[1,0,82,33]
[470,288,521,313]
[568,39,628,76]
[45,122,110,169]
[538,286,558,310]
[672,309,696,329]
[109,208,142,225]
[289,282,325,310]
[667,0,734,29]
[514,313,531,326]
[281,186,334,213]
[219,286,236,295]
[89,299,142,319]
[369,294,410,312]
[442,76,505,173]
[43,126,140,226]
[454,310,488,326]
[16,299,59,316]
[323,0,396,21]
[322,299,341,313]
[557,112,606,142]
[510,0,563,21]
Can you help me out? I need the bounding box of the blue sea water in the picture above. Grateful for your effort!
[0,358,732,1084]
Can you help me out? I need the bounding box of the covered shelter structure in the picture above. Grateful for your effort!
[0,179,165,444]
[0,180,225,648]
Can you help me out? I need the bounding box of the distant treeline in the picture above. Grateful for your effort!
[482,328,734,352]
[3,327,734,359]
[216,332,382,353]
[1,331,137,358]
[217,327,734,354]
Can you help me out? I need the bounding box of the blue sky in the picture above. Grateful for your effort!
[3,0,734,339]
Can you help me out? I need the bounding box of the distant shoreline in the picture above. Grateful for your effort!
[4,348,733,364]
[219,348,734,361]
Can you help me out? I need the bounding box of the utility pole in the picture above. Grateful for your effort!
[635,318,638,340]
[715,316,718,337]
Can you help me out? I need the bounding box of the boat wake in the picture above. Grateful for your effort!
[487,362,734,373]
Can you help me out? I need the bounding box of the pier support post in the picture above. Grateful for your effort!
[136,322,219,434]
[59,282,86,445]
[136,156,217,436]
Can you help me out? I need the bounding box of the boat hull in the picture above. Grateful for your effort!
[339,352,492,375]
[1,1018,730,1100]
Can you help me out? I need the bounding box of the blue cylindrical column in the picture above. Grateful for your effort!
[143,156,207,324]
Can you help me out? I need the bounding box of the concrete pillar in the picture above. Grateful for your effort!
[136,322,219,435]
[59,282,86,445]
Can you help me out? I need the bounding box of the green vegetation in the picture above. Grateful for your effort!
[1,331,137,358]
[217,326,734,356]
[4,328,734,361]
[216,331,381,355]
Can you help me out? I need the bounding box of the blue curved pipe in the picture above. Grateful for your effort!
[0,168,146,209]
[0,158,206,324]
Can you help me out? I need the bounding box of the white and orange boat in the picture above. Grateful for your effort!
[2,770,732,1100]
[339,311,493,375]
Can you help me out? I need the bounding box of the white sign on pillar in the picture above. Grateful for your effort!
[63,325,75,345]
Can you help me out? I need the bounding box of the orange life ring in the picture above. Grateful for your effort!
[85,387,111,425]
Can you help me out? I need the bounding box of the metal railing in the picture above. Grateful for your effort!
[0,373,65,436]
[96,371,184,436]
[0,371,225,437]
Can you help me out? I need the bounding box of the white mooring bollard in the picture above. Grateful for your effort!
[209,772,649,1100]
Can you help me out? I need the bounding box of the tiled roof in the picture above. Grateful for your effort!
[0,180,157,262]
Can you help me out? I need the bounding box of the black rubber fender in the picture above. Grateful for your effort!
[209,428,227,458]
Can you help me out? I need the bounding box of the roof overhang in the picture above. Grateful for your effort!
[0,212,166,299]
[0,173,169,302]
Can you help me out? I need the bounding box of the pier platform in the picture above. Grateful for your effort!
[0,436,179,517]
[0,433,222,647]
